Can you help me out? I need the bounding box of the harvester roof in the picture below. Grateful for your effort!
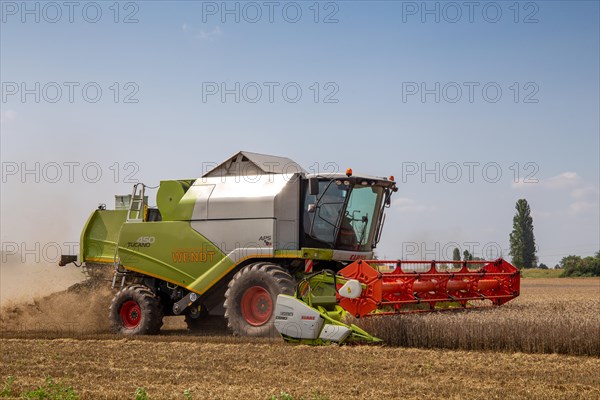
[203,151,306,178]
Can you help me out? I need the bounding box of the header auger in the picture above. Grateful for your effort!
[60,151,520,345]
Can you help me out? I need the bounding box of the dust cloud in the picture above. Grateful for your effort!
[0,259,113,335]
[1,259,85,304]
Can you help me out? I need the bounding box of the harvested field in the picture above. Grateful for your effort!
[1,337,599,400]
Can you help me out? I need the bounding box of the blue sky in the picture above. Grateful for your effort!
[1,0,599,268]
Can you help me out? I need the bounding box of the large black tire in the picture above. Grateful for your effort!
[109,284,164,335]
[224,262,295,337]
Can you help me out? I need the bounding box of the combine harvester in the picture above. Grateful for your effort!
[61,151,520,344]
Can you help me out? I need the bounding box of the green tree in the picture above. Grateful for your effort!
[463,250,473,261]
[560,252,600,277]
[560,255,582,272]
[509,199,538,269]
[452,247,461,267]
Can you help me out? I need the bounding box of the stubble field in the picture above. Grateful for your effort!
[0,277,599,399]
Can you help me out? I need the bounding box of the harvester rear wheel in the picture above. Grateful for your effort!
[109,284,164,335]
[224,262,295,337]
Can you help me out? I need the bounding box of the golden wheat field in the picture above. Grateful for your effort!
[358,278,600,356]
[0,277,599,399]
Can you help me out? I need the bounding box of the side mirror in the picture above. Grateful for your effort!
[307,204,316,213]
[308,178,319,195]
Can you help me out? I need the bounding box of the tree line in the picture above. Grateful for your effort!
[557,252,600,277]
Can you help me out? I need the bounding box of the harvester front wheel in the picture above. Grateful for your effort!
[109,284,164,335]
[224,262,294,337]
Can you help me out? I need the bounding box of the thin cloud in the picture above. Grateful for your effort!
[569,201,598,215]
[197,26,222,41]
[181,23,222,41]
[545,172,583,189]
[571,186,599,200]
[568,186,599,215]
[512,172,582,189]
[512,171,599,216]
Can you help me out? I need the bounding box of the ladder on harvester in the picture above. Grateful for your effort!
[127,183,146,222]
[112,183,146,289]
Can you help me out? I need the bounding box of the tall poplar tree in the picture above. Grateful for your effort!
[509,199,538,269]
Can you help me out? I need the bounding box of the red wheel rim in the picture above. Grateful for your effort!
[241,286,273,326]
[120,300,141,329]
